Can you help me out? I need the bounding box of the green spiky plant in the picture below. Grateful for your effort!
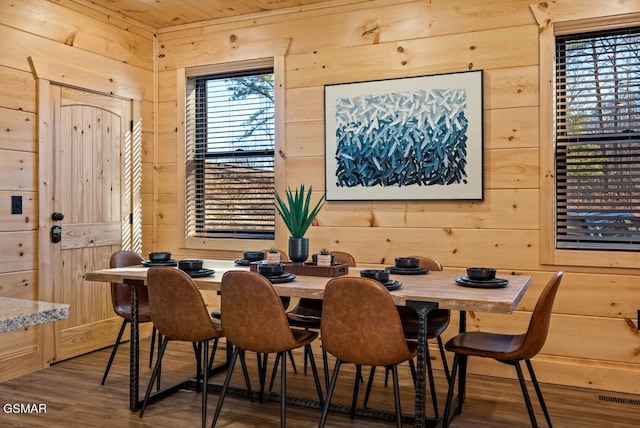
[274,184,326,238]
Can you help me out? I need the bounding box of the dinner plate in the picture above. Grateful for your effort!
[265,273,296,284]
[184,268,215,278]
[384,280,403,291]
[455,276,509,288]
[386,266,429,275]
[234,259,251,266]
[141,260,178,267]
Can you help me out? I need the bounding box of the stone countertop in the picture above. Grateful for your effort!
[0,297,70,333]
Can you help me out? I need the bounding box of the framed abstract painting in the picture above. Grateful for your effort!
[324,70,483,201]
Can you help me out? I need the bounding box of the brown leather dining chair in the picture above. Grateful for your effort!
[101,250,160,385]
[319,276,418,427]
[139,267,224,428]
[282,250,357,388]
[211,249,296,377]
[442,271,564,428]
[366,255,451,417]
[212,270,324,428]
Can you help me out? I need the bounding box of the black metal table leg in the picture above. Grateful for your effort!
[127,279,144,412]
[457,311,467,414]
[407,301,438,428]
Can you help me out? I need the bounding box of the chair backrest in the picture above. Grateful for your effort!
[146,267,221,342]
[321,276,414,367]
[109,251,145,316]
[329,251,356,267]
[407,255,443,271]
[221,271,298,354]
[519,271,563,359]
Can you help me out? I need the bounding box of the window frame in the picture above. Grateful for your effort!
[177,58,285,252]
[535,4,640,268]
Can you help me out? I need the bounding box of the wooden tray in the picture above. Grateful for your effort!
[250,262,348,277]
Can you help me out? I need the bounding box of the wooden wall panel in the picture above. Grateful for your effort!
[314,189,538,230]
[0,270,38,300]
[0,0,153,381]
[0,109,36,152]
[151,0,640,395]
[0,67,37,113]
[0,0,154,70]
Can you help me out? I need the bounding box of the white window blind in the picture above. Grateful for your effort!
[185,68,275,239]
[555,26,640,250]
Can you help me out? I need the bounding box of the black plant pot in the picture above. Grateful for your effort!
[288,237,309,264]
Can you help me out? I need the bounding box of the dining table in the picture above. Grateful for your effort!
[85,259,531,427]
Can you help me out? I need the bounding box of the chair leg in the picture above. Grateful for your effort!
[457,354,468,414]
[525,359,552,428]
[351,364,362,419]
[425,346,439,419]
[101,319,128,385]
[280,350,287,428]
[194,342,202,393]
[287,349,297,373]
[322,348,330,391]
[207,338,220,373]
[201,339,209,428]
[140,336,169,418]
[305,344,324,406]
[442,354,460,428]
[156,332,163,391]
[319,359,342,428]
[149,326,156,368]
[269,352,281,392]
[437,335,451,384]
[515,360,539,428]
[258,353,268,403]
[211,347,239,428]
[363,366,376,408]
[238,349,254,403]
[391,365,403,428]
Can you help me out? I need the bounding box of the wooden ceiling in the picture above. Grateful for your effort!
[74,0,346,28]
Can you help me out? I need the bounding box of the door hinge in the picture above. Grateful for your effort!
[130,120,133,132]
[129,213,133,225]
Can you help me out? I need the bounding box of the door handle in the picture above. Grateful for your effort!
[52,212,65,221]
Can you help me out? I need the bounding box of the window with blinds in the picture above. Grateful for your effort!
[555,26,640,250]
[185,68,275,239]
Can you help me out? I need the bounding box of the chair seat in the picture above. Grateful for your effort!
[397,307,451,338]
[446,331,527,360]
[290,328,319,346]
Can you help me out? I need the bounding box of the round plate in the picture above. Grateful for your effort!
[267,273,296,284]
[455,276,508,288]
[384,280,403,291]
[234,259,251,266]
[185,269,215,278]
[386,266,429,275]
[142,260,177,267]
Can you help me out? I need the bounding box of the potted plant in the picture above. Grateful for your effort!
[274,184,326,263]
[266,246,281,264]
[315,248,333,267]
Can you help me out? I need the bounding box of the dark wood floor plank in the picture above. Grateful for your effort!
[0,339,639,427]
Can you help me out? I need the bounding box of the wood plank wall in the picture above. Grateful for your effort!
[0,0,154,381]
[152,0,640,395]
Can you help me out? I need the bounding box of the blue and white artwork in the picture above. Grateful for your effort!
[334,89,468,188]
[325,70,483,201]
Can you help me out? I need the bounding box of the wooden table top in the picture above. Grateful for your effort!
[85,259,531,314]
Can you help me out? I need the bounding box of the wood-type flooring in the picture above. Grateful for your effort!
[1,339,639,427]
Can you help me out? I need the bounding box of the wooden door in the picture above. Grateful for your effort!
[42,85,141,361]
